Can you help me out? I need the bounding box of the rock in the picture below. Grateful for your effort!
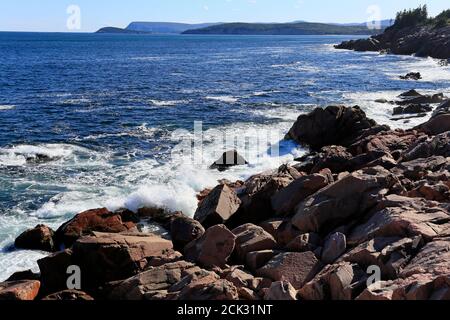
[399,89,422,98]
[6,270,40,282]
[72,232,173,288]
[271,173,331,216]
[38,249,73,294]
[407,181,450,201]
[178,276,238,300]
[232,224,277,262]
[399,72,422,80]
[0,280,40,301]
[108,261,197,300]
[264,281,298,300]
[394,156,447,180]
[335,38,382,52]
[299,262,367,300]
[417,112,450,135]
[432,99,450,118]
[210,150,248,171]
[321,232,347,264]
[348,195,450,245]
[170,215,205,250]
[194,184,241,228]
[292,167,397,234]
[396,93,445,106]
[147,249,183,267]
[308,146,354,173]
[245,250,279,271]
[259,219,284,238]
[14,224,56,252]
[286,233,322,253]
[257,252,323,289]
[184,225,235,268]
[393,104,432,115]
[401,133,450,161]
[275,221,303,246]
[238,287,260,300]
[56,208,136,247]
[286,105,378,150]
[42,290,94,301]
[225,268,255,288]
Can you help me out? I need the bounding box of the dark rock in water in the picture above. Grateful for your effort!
[416,113,450,135]
[398,89,422,98]
[0,280,41,301]
[399,72,422,80]
[396,93,445,106]
[6,270,40,282]
[15,224,56,252]
[432,100,450,118]
[335,38,381,52]
[56,208,136,247]
[194,184,241,228]
[393,104,432,115]
[42,290,94,301]
[286,105,378,150]
[26,153,54,164]
[210,150,248,171]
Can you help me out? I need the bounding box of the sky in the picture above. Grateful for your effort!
[0,0,448,32]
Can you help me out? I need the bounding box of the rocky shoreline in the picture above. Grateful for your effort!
[1,91,450,301]
[335,24,450,60]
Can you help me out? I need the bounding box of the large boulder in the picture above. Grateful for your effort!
[177,273,239,300]
[0,280,40,301]
[38,249,74,295]
[15,224,56,252]
[72,232,173,288]
[210,150,248,171]
[432,99,450,118]
[257,252,323,289]
[399,72,422,80]
[56,208,136,247]
[184,225,236,268]
[232,224,277,262]
[396,93,445,106]
[292,167,397,234]
[401,132,450,161]
[286,106,378,150]
[194,185,241,228]
[416,114,450,135]
[264,281,298,300]
[170,215,205,250]
[271,172,331,216]
[321,232,347,264]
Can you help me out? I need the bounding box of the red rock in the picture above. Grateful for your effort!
[257,252,323,289]
[275,221,303,246]
[321,232,347,264]
[177,275,238,300]
[147,249,183,267]
[264,281,298,300]
[0,280,40,301]
[225,268,255,288]
[238,287,260,300]
[42,290,94,301]
[170,215,205,249]
[259,219,284,238]
[286,233,321,253]
[38,249,73,294]
[245,250,279,271]
[72,232,173,287]
[271,173,331,216]
[184,225,236,268]
[194,185,241,228]
[56,208,136,247]
[232,224,277,261]
[417,114,450,135]
[15,224,56,252]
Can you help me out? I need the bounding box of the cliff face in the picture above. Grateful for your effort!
[335,25,450,59]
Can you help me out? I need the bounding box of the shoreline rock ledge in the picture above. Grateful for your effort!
[1,98,450,301]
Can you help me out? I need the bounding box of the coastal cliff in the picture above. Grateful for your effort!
[336,7,450,59]
[2,91,449,301]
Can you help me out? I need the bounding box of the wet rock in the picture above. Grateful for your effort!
[14,224,56,252]
[417,113,450,136]
[335,38,382,52]
[72,232,173,288]
[232,224,277,261]
[396,93,445,106]
[292,167,397,234]
[56,208,136,247]
[271,173,331,216]
[6,270,40,282]
[0,280,41,301]
[286,105,378,150]
[321,232,347,264]
[432,99,450,118]
[184,225,236,268]
[42,290,94,301]
[210,150,248,171]
[393,104,432,115]
[399,89,422,98]
[170,215,205,250]
[257,252,323,289]
[194,184,241,228]
[264,281,298,300]
[399,72,422,80]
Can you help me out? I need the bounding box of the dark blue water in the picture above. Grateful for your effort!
[0,32,449,278]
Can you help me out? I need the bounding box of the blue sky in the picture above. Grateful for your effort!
[0,0,448,32]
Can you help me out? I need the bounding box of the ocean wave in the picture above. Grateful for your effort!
[205,96,239,103]
[149,99,190,107]
[0,105,15,111]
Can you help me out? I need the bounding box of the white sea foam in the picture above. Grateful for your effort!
[149,99,189,107]
[206,96,239,103]
[0,144,78,167]
[0,105,15,110]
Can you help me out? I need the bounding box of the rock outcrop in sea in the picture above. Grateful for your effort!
[1,93,450,301]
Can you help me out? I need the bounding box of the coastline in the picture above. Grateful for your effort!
[2,87,449,300]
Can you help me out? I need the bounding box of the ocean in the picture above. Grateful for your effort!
[0,32,449,280]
